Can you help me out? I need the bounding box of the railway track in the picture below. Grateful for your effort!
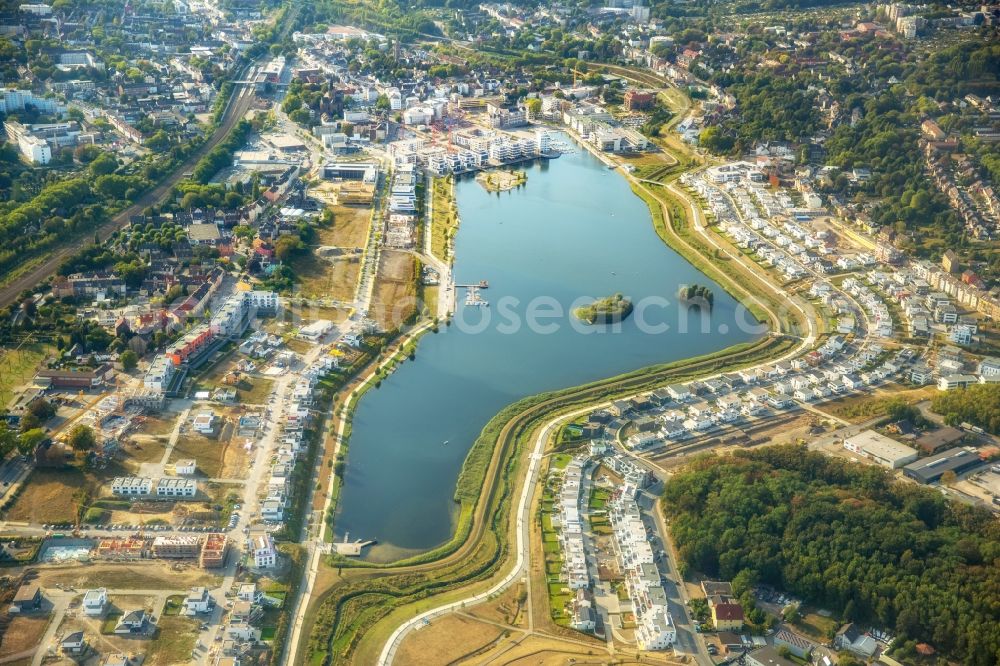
[0,0,305,308]
[0,84,257,308]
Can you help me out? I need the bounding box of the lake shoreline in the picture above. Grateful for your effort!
[332,132,755,556]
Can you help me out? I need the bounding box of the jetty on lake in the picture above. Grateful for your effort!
[334,533,376,557]
[457,280,490,307]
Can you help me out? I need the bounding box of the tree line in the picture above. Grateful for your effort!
[931,384,1000,434]
[661,445,1000,666]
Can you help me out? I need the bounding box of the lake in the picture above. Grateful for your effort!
[334,138,759,560]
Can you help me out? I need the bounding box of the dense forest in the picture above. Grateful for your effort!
[704,72,820,149]
[662,446,1000,665]
[930,384,1000,434]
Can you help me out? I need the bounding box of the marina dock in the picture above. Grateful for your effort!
[457,280,489,307]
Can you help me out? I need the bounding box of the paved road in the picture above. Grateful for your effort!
[376,402,594,665]
[283,316,437,665]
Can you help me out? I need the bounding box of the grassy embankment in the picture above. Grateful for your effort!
[301,82,814,663]
[301,330,799,665]
[429,176,458,263]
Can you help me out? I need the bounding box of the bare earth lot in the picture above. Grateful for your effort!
[168,424,246,479]
[5,467,92,524]
[395,613,504,665]
[56,606,199,666]
[370,250,418,331]
[40,562,221,590]
[0,615,50,659]
[291,204,372,301]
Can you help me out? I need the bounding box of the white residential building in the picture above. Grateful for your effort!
[183,587,212,615]
[156,478,197,497]
[609,487,676,651]
[252,533,278,569]
[82,588,107,616]
[111,477,153,496]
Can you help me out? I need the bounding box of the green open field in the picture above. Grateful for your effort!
[0,343,51,409]
[430,176,458,262]
[291,205,373,301]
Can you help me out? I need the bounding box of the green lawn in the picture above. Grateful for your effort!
[550,453,572,470]
[0,344,51,409]
[588,488,610,511]
[541,512,553,530]
[162,595,184,616]
[101,613,123,635]
[430,177,458,262]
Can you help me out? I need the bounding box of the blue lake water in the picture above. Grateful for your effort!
[334,140,759,560]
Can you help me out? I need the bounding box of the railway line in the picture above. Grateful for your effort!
[0,76,257,309]
[0,0,303,309]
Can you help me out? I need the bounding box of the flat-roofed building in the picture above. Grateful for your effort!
[321,162,378,183]
[10,583,42,612]
[903,447,984,484]
[843,430,918,469]
[111,477,153,496]
[155,477,197,497]
[83,588,107,615]
[251,532,277,568]
[151,535,202,559]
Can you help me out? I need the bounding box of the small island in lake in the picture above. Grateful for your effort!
[678,284,714,308]
[477,169,527,192]
[573,293,634,324]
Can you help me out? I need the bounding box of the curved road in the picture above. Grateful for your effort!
[372,148,825,664]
